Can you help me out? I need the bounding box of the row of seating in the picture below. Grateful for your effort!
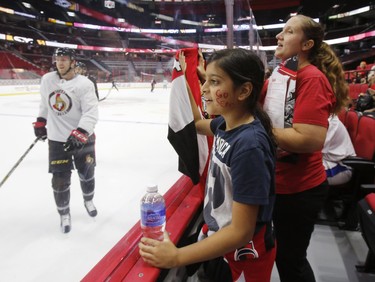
[338,110,375,160]
[0,51,43,75]
[334,109,375,273]
[349,83,368,101]
[334,109,375,208]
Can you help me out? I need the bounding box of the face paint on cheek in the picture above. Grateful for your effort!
[215,89,233,107]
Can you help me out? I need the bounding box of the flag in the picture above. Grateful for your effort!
[167,48,209,185]
[263,55,299,162]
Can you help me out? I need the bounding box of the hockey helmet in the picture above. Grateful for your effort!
[75,61,87,70]
[52,48,76,63]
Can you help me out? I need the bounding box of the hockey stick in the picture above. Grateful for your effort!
[0,137,40,188]
[99,83,119,102]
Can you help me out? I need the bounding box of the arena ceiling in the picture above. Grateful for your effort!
[0,0,374,65]
[3,0,372,28]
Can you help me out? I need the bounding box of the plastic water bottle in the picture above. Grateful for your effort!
[140,184,166,241]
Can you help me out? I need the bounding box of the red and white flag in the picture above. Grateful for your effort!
[167,48,209,185]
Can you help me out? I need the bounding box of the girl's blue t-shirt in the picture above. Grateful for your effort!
[204,116,275,232]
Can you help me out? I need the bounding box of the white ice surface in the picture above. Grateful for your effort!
[0,86,182,281]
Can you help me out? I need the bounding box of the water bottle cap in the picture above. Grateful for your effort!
[146,184,158,193]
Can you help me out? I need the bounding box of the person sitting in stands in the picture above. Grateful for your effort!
[322,115,356,186]
[367,60,375,81]
[363,90,375,115]
[356,61,367,83]
[356,76,375,114]
[368,75,375,91]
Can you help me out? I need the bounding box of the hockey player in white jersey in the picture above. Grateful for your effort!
[33,47,99,233]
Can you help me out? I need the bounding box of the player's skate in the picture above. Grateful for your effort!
[84,200,97,217]
[60,214,71,233]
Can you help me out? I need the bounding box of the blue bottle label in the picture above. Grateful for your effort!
[141,206,166,227]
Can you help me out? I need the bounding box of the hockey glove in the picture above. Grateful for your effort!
[33,117,47,140]
[63,128,89,152]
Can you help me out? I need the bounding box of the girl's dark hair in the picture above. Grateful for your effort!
[206,48,276,146]
[297,15,349,114]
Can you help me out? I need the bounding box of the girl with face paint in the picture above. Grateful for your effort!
[139,48,277,282]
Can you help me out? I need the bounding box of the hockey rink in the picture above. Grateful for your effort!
[0,85,373,281]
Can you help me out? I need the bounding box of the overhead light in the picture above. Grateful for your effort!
[150,13,173,22]
[54,0,71,8]
[127,3,144,12]
[329,6,370,19]
[22,2,31,8]
[237,16,251,21]
[104,0,115,9]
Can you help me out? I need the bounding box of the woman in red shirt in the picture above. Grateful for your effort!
[262,15,349,282]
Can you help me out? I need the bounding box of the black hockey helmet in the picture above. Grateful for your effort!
[75,61,87,70]
[52,47,76,63]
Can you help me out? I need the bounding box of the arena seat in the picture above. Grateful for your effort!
[82,175,204,282]
[344,110,362,143]
[353,115,375,161]
[356,193,375,273]
[349,114,375,191]
[337,107,348,124]
[335,114,375,229]
[348,84,369,109]
[0,51,43,76]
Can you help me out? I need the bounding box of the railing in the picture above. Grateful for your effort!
[82,175,204,282]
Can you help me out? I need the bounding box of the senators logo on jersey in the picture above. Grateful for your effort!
[49,90,72,115]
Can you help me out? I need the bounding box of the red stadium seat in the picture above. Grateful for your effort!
[344,110,362,143]
[348,84,360,100]
[353,115,375,161]
[326,114,375,230]
[356,193,375,273]
[337,108,348,124]
[348,84,369,109]
[0,51,43,75]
